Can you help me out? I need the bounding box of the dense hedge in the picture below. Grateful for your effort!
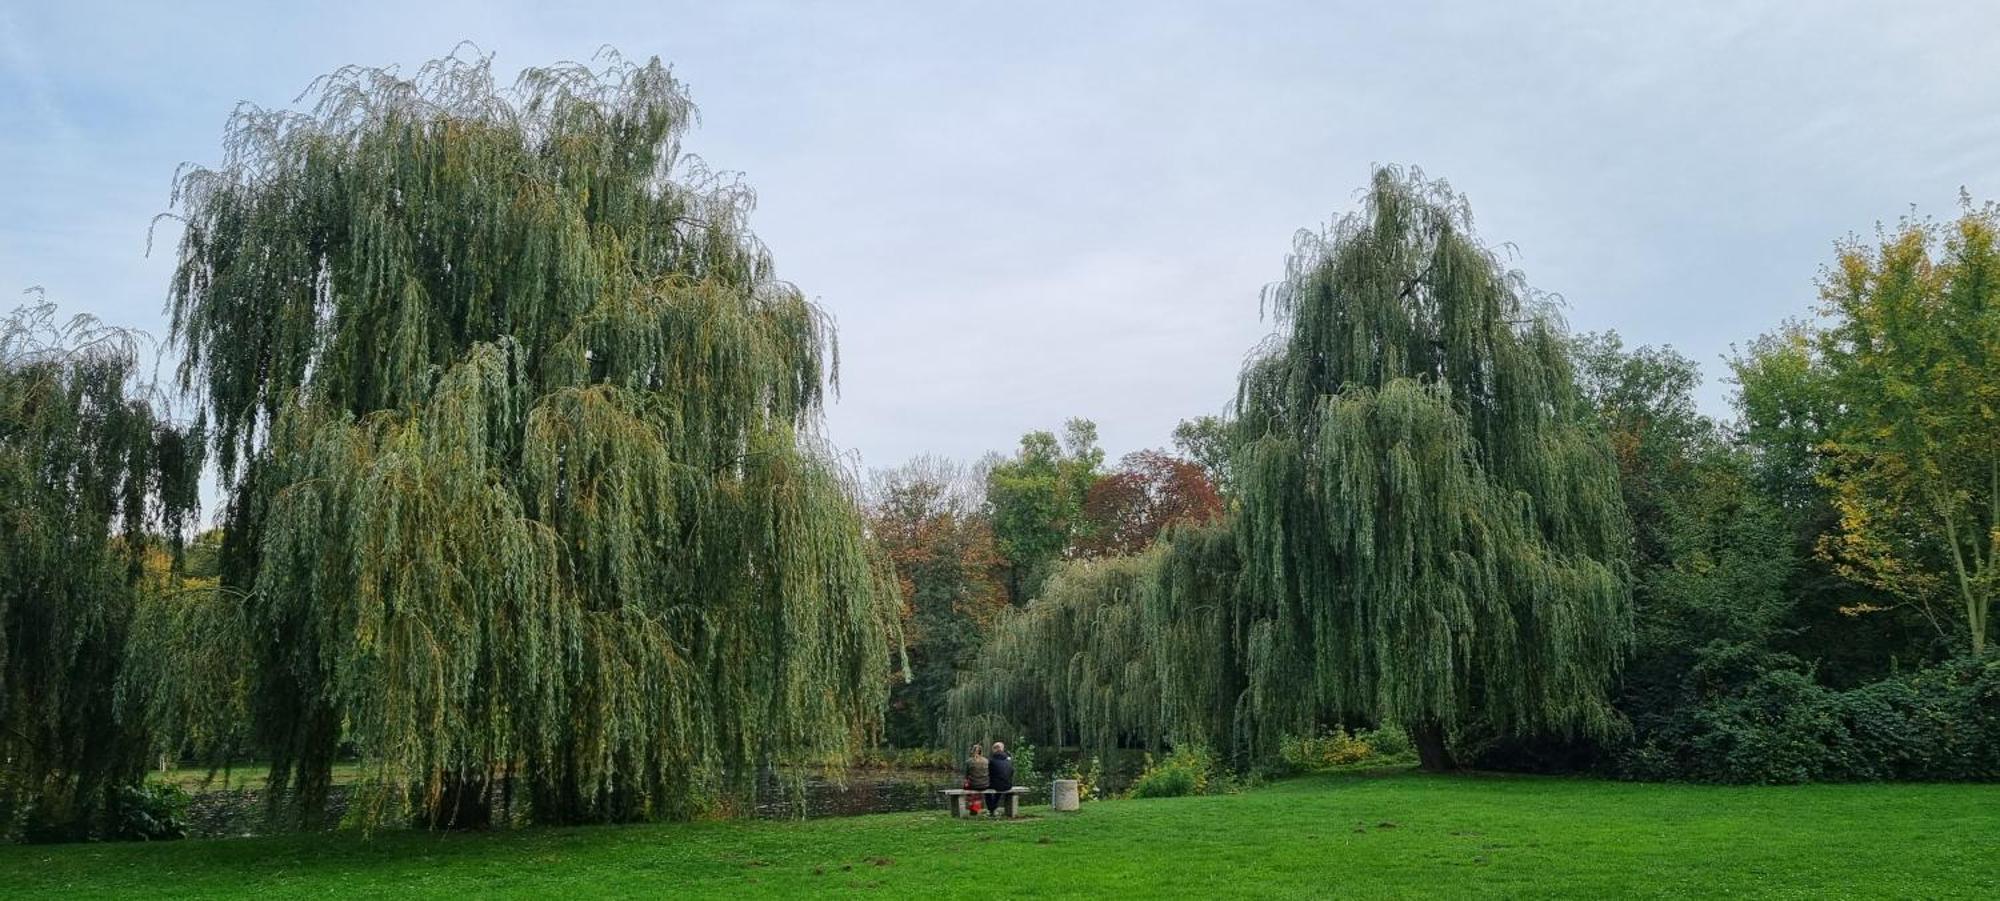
[1620,652,2000,783]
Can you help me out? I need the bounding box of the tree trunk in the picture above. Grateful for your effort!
[1410,719,1455,772]
[434,772,493,830]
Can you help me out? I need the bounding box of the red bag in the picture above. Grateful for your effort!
[962,777,981,815]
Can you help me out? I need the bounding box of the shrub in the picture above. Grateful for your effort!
[1686,667,1852,783]
[1129,760,1196,798]
[1006,743,1037,787]
[851,747,954,771]
[1356,725,1414,760]
[1619,652,2000,783]
[17,782,189,843]
[1130,744,1215,798]
[1277,725,1414,772]
[105,783,190,842]
[1057,755,1105,802]
[1081,755,1103,801]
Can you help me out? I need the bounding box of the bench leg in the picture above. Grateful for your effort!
[1006,794,1019,818]
[951,794,965,817]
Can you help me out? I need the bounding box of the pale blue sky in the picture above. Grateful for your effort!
[6,1,2000,490]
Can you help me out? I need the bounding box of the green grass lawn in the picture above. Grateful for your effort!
[3,771,1993,899]
[153,761,371,792]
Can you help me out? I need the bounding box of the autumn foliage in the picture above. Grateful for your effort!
[1076,450,1225,558]
[869,459,1007,746]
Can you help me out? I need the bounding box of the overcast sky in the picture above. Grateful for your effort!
[6,1,2000,486]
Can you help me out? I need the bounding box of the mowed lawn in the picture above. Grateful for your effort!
[3,772,1993,899]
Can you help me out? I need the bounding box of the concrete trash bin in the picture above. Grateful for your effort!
[1051,778,1080,812]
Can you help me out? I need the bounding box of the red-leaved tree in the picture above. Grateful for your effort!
[1075,450,1225,558]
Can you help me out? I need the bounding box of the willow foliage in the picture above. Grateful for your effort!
[1235,168,1630,766]
[156,50,899,826]
[953,171,1628,770]
[0,301,203,837]
[1146,522,1255,761]
[949,551,1157,759]
[949,520,1245,762]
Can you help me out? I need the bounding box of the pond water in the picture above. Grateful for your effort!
[751,769,1047,819]
[179,768,1043,837]
[184,786,354,839]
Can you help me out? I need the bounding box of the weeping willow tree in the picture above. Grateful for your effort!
[0,300,203,838]
[949,550,1162,760]
[960,548,1168,760]
[1234,167,1631,770]
[154,50,900,827]
[948,519,1244,763]
[1145,521,1255,763]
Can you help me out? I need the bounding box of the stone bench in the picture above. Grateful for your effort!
[939,787,1030,818]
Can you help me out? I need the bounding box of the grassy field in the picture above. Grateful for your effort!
[153,761,371,792]
[3,771,1993,899]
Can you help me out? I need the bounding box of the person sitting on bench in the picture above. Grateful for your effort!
[964,742,990,814]
[987,741,1015,817]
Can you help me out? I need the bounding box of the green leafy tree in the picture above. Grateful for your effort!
[1171,415,1235,495]
[1619,445,1796,727]
[1731,324,1840,515]
[0,300,202,839]
[1570,333,1713,567]
[1814,203,2000,656]
[1232,168,1632,770]
[152,51,900,827]
[1565,331,1807,777]
[983,419,1103,603]
[1568,334,1792,660]
[1730,326,1938,683]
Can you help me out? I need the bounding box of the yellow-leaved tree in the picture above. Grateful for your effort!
[1818,199,2000,656]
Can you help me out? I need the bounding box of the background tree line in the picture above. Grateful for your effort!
[931,171,1998,785]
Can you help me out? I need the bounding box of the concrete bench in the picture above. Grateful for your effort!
[939,787,1030,818]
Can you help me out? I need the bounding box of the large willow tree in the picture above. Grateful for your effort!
[1234,168,1631,769]
[159,51,899,826]
[948,520,1246,763]
[0,301,202,838]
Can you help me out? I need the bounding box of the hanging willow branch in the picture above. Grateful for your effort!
[952,168,1630,773]
[0,299,203,837]
[948,520,1248,764]
[152,48,900,827]
[1234,167,1631,766]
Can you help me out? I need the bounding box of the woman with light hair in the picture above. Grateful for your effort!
[963,742,991,814]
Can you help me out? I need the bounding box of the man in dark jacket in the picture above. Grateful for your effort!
[987,741,1015,817]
